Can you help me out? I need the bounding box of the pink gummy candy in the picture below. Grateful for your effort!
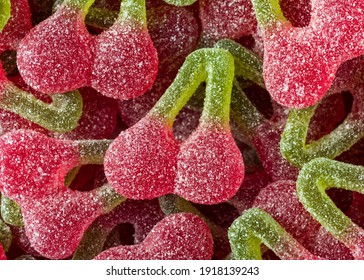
[253,180,321,247]
[118,5,198,125]
[53,87,117,140]
[0,243,6,260]
[174,124,245,205]
[16,5,94,94]
[0,0,32,52]
[104,115,179,199]
[92,18,158,100]
[94,213,213,260]
[280,0,311,27]
[262,0,364,108]
[21,190,106,259]
[199,0,257,45]
[0,130,114,259]
[0,130,78,201]
[96,199,165,244]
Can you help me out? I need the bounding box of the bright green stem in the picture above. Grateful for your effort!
[280,105,364,168]
[86,7,117,29]
[66,0,95,14]
[215,39,265,88]
[0,213,12,251]
[150,48,235,127]
[162,0,197,6]
[118,0,147,27]
[230,80,265,135]
[251,0,288,28]
[159,194,229,258]
[0,82,83,133]
[297,158,364,259]
[1,195,23,227]
[75,140,112,165]
[0,0,10,31]
[228,208,319,260]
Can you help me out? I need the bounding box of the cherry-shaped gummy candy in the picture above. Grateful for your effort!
[94,213,213,260]
[92,0,158,100]
[17,0,94,94]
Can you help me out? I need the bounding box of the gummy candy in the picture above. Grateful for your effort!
[0,130,123,259]
[92,0,158,100]
[17,0,95,94]
[94,213,213,260]
[251,0,364,108]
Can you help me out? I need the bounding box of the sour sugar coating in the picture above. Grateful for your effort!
[16,0,95,94]
[0,0,32,52]
[253,180,321,249]
[199,0,257,47]
[251,0,364,108]
[92,0,158,100]
[228,208,322,260]
[94,213,213,260]
[280,87,364,168]
[0,63,83,133]
[106,48,242,202]
[297,158,364,260]
[172,49,244,205]
[73,199,164,259]
[118,3,199,125]
[53,87,118,140]
[0,130,124,259]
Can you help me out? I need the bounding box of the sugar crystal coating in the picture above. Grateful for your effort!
[94,213,213,260]
[0,130,79,201]
[199,0,257,44]
[17,5,94,93]
[92,23,158,100]
[175,124,244,204]
[0,0,32,52]
[104,115,179,199]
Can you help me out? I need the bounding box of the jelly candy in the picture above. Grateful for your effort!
[94,213,213,260]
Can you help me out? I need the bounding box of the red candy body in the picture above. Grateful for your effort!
[94,213,213,260]
[17,5,94,93]
[104,115,179,199]
[92,23,158,100]
[175,124,244,205]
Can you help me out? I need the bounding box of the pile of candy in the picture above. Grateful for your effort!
[1,0,364,260]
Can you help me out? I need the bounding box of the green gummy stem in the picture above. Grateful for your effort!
[75,139,112,165]
[118,0,147,27]
[162,0,197,6]
[66,0,95,14]
[228,208,317,260]
[150,48,235,127]
[215,39,265,88]
[0,212,12,251]
[280,105,364,168]
[251,0,288,28]
[0,0,10,31]
[0,82,83,133]
[297,158,364,258]
[1,195,23,227]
